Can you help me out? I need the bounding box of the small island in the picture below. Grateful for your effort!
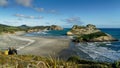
[67,24,118,42]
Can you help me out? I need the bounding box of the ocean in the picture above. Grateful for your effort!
[25,28,120,62]
[25,28,71,38]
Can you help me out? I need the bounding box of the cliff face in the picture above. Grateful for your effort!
[27,25,63,32]
[67,24,117,42]
[67,24,100,35]
[49,25,63,30]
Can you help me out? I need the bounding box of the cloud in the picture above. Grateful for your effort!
[25,16,35,19]
[0,0,58,15]
[63,16,83,24]
[49,10,56,13]
[33,7,58,14]
[34,7,44,12]
[14,14,25,17]
[0,0,8,6]
[37,16,44,19]
[33,8,59,15]
[48,10,58,14]
[15,0,46,12]
[17,18,23,21]
[25,16,44,19]
[14,14,44,19]
[15,0,32,7]
[45,22,50,24]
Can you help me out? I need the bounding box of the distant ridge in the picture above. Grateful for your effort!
[0,24,63,33]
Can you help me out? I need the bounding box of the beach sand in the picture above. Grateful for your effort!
[18,36,71,56]
[0,32,77,60]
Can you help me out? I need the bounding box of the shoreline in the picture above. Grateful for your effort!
[18,36,71,58]
[0,31,119,62]
[0,31,74,60]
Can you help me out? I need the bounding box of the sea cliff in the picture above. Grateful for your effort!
[26,25,63,32]
[67,24,118,42]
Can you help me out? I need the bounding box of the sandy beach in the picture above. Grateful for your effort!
[0,32,76,59]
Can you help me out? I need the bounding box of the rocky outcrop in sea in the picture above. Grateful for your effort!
[48,25,63,30]
[67,24,118,42]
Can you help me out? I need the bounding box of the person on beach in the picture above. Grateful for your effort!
[8,47,17,55]
[12,47,17,55]
[8,47,13,55]
[4,49,9,55]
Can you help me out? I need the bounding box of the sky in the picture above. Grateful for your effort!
[0,0,120,28]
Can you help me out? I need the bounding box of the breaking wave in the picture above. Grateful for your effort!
[73,42,120,62]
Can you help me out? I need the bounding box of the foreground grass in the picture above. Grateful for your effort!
[0,52,119,68]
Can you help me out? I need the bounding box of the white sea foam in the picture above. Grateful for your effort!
[75,42,120,62]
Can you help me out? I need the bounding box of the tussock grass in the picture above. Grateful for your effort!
[0,52,118,68]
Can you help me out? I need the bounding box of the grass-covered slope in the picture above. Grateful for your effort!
[0,52,115,68]
[0,24,63,34]
[74,32,109,42]
[0,24,23,33]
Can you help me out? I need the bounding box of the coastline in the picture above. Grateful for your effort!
[0,31,74,60]
[0,30,120,63]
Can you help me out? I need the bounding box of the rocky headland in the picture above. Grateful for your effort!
[26,25,63,32]
[67,24,118,42]
[0,24,63,34]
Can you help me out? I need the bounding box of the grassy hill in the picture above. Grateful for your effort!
[0,51,118,68]
[0,24,63,34]
[0,24,23,34]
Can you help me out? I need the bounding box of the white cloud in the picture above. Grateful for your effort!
[0,0,8,6]
[63,16,83,24]
[48,10,58,14]
[14,14,25,17]
[37,16,44,19]
[34,7,44,12]
[45,22,50,24]
[15,0,32,7]
[25,16,35,19]
[14,14,44,19]
[50,10,56,13]
[0,0,58,15]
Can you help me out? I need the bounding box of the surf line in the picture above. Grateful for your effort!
[8,35,35,51]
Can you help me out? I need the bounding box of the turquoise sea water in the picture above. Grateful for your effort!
[100,28,120,39]
[25,28,120,62]
[25,28,71,38]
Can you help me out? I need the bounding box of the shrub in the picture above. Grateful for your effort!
[75,32,107,42]
[112,61,120,68]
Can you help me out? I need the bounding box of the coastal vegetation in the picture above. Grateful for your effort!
[74,32,108,42]
[0,24,63,34]
[0,23,119,68]
[0,52,118,68]
[0,24,23,34]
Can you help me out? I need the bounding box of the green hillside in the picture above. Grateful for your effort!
[0,24,23,33]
